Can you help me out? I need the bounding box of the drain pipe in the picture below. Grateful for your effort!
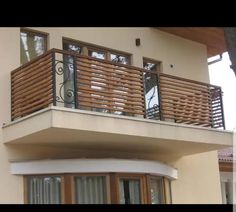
[208,54,223,65]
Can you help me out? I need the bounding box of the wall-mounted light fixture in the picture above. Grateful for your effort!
[135,38,141,46]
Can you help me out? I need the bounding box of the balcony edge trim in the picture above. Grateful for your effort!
[10,158,178,180]
[3,106,233,134]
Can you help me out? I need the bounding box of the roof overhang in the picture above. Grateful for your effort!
[156,27,226,58]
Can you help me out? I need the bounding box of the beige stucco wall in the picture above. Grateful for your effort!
[33,27,209,82]
[0,28,23,203]
[0,132,23,203]
[0,27,222,203]
[0,143,223,204]
[171,151,222,203]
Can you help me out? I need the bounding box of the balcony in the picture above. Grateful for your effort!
[3,49,231,157]
[11,49,225,128]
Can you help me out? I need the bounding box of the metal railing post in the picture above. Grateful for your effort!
[52,51,56,106]
[220,89,226,130]
[142,71,147,118]
[157,73,163,121]
[10,72,13,121]
[73,55,78,109]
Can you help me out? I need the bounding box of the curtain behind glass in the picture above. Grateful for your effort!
[150,178,163,204]
[28,176,61,204]
[119,179,141,204]
[128,180,141,204]
[75,176,107,204]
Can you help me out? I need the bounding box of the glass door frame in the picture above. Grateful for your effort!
[70,173,111,204]
[113,173,148,204]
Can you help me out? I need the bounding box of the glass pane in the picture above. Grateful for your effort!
[20,31,46,65]
[143,61,157,72]
[63,42,81,53]
[28,176,61,204]
[62,41,82,108]
[143,60,160,120]
[75,176,107,204]
[119,179,141,204]
[88,50,105,60]
[110,53,129,65]
[150,178,163,204]
[144,72,159,119]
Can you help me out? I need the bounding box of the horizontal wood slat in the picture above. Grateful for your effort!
[77,67,143,87]
[77,61,143,83]
[78,92,144,107]
[78,86,144,101]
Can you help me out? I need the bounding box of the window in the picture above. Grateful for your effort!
[25,173,171,204]
[26,176,62,204]
[119,178,141,204]
[115,174,146,204]
[63,41,82,54]
[221,181,234,204]
[20,28,47,65]
[74,176,107,204]
[88,49,106,60]
[62,38,131,113]
[143,59,161,72]
[143,58,161,120]
[150,177,164,204]
[63,38,131,65]
[110,53,129,65]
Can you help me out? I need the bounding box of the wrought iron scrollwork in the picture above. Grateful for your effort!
[144,72,160,120]
[54,60,75,105]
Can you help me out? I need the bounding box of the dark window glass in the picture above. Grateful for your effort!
[119,179,141,204]
[143,59,161,120]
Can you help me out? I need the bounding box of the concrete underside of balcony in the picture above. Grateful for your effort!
[2,106,233,157]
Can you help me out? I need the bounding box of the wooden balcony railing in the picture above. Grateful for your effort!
[11,49,225,129]
[159,74,225,128]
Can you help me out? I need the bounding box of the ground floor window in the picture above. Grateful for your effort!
[25,173,172,204]
[26,176,62,204]
[74,175,107,204]
[150,177,164,204]
[119,177,142,204]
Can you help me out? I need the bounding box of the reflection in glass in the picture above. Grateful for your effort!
[143,61,157,72]
[89,50,105,60]
[64,44,81,53]
[111,53,129,64]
